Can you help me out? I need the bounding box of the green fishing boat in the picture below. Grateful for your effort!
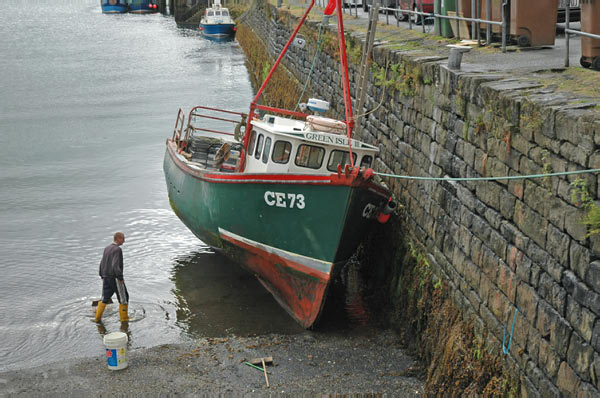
[164,0,395,328]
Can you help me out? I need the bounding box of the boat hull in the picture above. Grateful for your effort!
[163,142,389,328]
[101,4,128,13]
[129,2,158,13]
[201,23,235,37]
[129,8,158,13]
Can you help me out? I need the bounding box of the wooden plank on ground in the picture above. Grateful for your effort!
[250,356,273,365]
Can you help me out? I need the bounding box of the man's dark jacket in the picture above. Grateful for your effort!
[99,243,123,280]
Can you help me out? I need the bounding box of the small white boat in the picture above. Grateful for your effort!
[200,0,236,37]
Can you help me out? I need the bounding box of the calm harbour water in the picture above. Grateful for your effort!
[0,0,303,372]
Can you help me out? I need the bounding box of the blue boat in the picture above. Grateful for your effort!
[128,0,159,14]
[200,0,236,37]
[100,0,128,13]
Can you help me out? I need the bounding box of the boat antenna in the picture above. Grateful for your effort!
[331,0,354,163]
[243,0,315,149]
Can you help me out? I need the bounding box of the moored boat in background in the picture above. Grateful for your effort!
[128,0,159,14]
[164,0,395,328]
[101,0,128,14]
[200,0,236,37]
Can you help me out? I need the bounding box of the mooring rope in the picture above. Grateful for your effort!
[352,56,390,121]
[502,307,518,355]
[374,168,600,182]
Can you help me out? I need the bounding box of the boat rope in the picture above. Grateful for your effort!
[502,307,518,355]
[374,168,600,182]
[352,82,386,120]
[294,22,325,113]
[352,57,389,120]
[294,18,388,123]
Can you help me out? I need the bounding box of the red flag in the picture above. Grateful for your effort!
[324,0,337,15]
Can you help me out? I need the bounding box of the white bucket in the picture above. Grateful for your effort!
[103,332,128,370]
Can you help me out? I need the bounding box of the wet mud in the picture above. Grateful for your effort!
[0,328,423,395]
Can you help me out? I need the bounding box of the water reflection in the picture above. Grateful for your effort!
[0,0,256,371]
[170,249,304,337]
[201,35,236,44]
[95,321,131,338]
[95,321,133,353]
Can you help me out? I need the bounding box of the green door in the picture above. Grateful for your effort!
[440,0,456,38]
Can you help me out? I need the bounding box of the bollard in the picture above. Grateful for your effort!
[447,45,471,69]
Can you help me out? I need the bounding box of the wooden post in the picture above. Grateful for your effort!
[159,0,167,14]
[174,0,188,22]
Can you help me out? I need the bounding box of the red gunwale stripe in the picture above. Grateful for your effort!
[203,174,329,182]
[220,230,331,283]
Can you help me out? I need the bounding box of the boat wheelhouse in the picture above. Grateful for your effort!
[200,0,236,37]
[245,115,377,174]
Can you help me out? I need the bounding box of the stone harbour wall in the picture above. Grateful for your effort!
[239,1,600,395]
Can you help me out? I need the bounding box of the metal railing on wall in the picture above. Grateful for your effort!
[326,0,509,53]
[563,4,600,68]
[308,0,598,71]
[378,0,508,53]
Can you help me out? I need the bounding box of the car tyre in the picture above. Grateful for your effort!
[580,56,591,68]
[517,35,531,47]
[592,57,600,71]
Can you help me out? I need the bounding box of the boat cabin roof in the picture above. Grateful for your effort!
[251,115,378,152]
[206,7,229,14]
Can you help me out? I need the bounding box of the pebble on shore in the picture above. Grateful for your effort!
[0,329,423,395]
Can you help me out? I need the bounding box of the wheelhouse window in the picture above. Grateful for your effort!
[255,134,264,160]
[207,10,214,16]
[326,150,356,172]
[271,141,291,164]
[360,155,373,169]
[262,137,272,164]
[215,11,221,16]
[248,131,257,157]
[222,10,229,16]
[295,144,325,169]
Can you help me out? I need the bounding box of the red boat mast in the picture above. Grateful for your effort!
[243,0,356,162]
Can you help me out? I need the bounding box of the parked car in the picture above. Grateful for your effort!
[343,0,361,7]
[393,0,434,23]
[361,0,397,14]
[557,0,580,22]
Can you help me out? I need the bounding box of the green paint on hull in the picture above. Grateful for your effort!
[164,150,352,264]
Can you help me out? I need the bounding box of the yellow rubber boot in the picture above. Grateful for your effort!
[119,304,129,322]
[95,302,107,322]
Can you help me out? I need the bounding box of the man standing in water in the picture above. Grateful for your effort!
[95,232,129,323]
